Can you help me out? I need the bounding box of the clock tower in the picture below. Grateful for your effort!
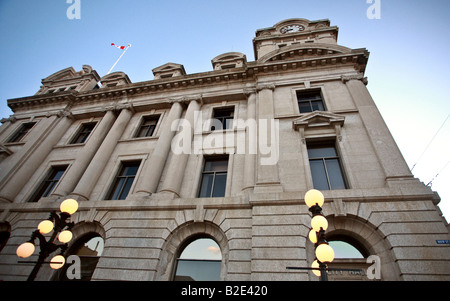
[253,18,339,60]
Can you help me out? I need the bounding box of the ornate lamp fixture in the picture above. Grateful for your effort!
[304,189,335,281]
[16,199,78,281]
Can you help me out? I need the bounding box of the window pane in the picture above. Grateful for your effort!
[175,259,221,281]
[175,238,222,281]
[53,170,66,181]
[206,160,228,172]
[212,173,227,197]
[123,165,139,176]
[307,146,337,159]
[329,241,364,259]
[298,102,312,113]
[311,100,324,111]
[199,174,214,198]
[179,238,222,260]
[118,178,134,200]
[310,160,330,190]
[325,159,346,190]
[110,178,125,200]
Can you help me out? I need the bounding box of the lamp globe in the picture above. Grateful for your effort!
[16,242,35,258]
[304,189,324,208]
[50,255,65,270]
[60,199,78,215]
[315,243,335,263]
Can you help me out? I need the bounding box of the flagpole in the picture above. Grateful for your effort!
[97,44,131,88]
[107,44,132,75]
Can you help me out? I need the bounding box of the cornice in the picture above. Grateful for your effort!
[7,48,369,111]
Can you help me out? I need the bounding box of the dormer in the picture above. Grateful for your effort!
[100,72,132,88]
[36,65,100,95]
[152,63,186,80]
[211,52,247,70]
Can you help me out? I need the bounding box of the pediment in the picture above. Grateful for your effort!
[258,43,352,64]
[42,67,76,83]
[211,52,247,70]
[293,111,345,130]
[152,63,186,79]
[152,63,186,73]
[100,71,132,87]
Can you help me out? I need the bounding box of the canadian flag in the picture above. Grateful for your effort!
[111,43,126,50]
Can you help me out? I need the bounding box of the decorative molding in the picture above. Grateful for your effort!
[341,74,368,85]
[293,111,345,143]
[256,83,276,92]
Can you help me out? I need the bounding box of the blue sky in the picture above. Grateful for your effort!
[0,0,449,219]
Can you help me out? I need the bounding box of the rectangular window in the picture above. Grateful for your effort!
[29,165,68,202]
[135,115,160,138]
[70,122,97,144]
[198,156,228,198]
[297,90,325,113]
[8,122,36,143]
[211,107,234,131]
[307,142,347,190]
[107,161,141,200]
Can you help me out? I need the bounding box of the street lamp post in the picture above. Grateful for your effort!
[286,189,335,281]
[16,199,78,281]
[305,189,335,281]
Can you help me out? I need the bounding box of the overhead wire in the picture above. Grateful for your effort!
[410,114,449,172]
[426,161,450,187]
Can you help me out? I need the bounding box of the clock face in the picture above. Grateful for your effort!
[280,24,305,34]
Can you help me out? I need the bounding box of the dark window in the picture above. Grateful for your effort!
[135,115,160,138]
[107,161,141,200]
[70,122,96,144]
[297,90,325,113]
[8,122,36,143]
[29,165,68,202]
[307,142,346,190]
[198,157,228,198]
[221,64,236,69]
[211,107,234,131]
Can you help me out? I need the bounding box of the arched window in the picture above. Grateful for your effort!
[57,233,104,281]
[329,241,365,259]
[327,234,369,259]
[173,237,222,281]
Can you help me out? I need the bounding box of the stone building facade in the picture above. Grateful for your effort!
[0,18,449,281]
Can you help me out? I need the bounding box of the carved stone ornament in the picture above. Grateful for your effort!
[292,111,345,143]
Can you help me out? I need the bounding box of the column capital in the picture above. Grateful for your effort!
[256,83,276,92]
[169,94,203,106]
[243,87,257,98]
[341,74,368,85]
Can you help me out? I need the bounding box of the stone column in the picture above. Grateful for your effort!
[0,111,73,203]
[51,109,116,197]
[342,75,413,183]
[254,83,282,193]
[242,88,256,191]
[71,105,133,201]
[159,98,201,197]
[133,101,184,197]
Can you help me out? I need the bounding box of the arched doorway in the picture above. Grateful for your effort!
[306,215,401,281]
[52,221,106,281]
